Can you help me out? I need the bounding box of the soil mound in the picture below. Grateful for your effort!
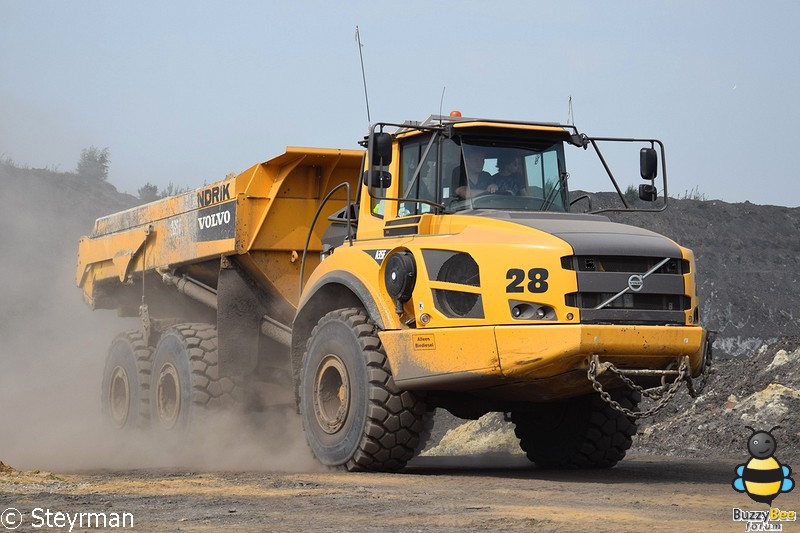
[636,336,800,462]
[422,413,520,457]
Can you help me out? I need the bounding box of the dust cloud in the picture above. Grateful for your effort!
[0,166,317,473]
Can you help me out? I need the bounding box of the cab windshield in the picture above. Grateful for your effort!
[398,133,569,216]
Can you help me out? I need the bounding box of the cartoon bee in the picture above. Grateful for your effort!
[732,426,795,505]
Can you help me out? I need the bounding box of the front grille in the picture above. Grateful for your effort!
[561,255,690,274]
[563,254,689,325]
[565,293,689,311]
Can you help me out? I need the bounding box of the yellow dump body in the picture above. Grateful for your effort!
[76,147,363,312]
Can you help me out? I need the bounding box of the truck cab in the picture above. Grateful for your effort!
[365,117,573,225]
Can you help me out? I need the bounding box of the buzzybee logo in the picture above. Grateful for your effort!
[730,426,796,530]
[732,426,794,505]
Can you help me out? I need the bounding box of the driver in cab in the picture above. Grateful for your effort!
[452,150,498,199]
[493,155,525,196]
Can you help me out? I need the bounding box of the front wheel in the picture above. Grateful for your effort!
[511,390,640,469]
[300,308,428,471]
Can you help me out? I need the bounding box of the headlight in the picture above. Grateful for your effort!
[384,251,416,313]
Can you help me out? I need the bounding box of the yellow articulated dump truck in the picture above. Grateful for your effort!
[77,113,714,471]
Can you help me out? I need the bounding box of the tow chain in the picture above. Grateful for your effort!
[685,359,709,398]
[685,331,716,398]
[587,354,690,420]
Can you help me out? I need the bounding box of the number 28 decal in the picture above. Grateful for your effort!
[506,268,549,293]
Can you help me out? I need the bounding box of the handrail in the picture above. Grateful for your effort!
[298,181,352,300]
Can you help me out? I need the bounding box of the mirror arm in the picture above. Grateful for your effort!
[589,138,629,209]
[585,137,669,214]
[655,139,669,207]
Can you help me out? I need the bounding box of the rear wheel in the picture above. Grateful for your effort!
[511,390,639,469]
[150,323,241,431]
[300,308,428,471]
[101,330,152,429]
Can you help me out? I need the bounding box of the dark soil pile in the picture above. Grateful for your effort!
[635,336,800,462]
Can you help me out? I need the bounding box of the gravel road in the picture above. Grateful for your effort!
[0,453,771,533]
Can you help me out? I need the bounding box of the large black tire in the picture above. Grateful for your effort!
[511,390,640,469]
[150,323,241,431]
[300,308,428,472]
[101,330,152,430]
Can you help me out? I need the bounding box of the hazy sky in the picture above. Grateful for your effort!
[2,1,799,207]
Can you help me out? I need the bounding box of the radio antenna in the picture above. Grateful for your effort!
[355,26,371,128]
[567,95,574,125]
[439,86,446,124]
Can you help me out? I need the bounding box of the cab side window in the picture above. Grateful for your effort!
[399,135,438,216]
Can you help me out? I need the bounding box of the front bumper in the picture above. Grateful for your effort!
[380,324,709,397]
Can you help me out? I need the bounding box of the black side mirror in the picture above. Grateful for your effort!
[363,170,392,189]
[639,148,658,181]
[639,184,657,202]
[640,148,658,181]
[370,132,393,166]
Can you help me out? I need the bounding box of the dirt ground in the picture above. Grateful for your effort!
[0,453,768,533]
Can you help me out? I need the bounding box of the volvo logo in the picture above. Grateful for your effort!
[628,274,644,292]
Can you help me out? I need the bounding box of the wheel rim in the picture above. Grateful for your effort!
[108,365,130,428]
[313,354,350,434]
[156,363,181,429]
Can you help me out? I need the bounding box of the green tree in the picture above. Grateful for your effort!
[76,146,110,180]
[159,182,188,198]
[137,182,159,203]
[624,184,638,204]
[136,181,191,203]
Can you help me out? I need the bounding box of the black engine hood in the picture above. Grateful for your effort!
[470,210,682,257]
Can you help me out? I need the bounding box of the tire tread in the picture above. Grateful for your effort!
[303,308,428,472]
[512,390,640,469]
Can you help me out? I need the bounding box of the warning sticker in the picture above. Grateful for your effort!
[413,334,436,351]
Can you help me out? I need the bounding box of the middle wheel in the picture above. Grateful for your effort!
[300,307,427,471]
[150,323,240,431]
